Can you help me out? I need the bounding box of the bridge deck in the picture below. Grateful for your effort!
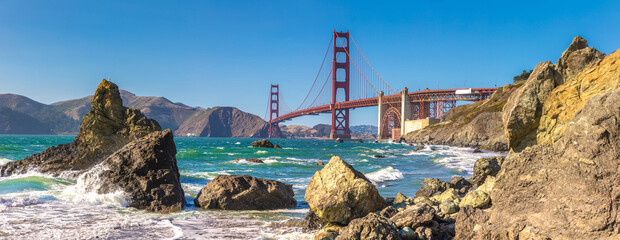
[271,88,497,123]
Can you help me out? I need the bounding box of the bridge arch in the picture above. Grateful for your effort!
[380,106,401,139]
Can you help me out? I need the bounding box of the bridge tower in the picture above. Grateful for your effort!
[268,84,279,138]
[330,30,351,139]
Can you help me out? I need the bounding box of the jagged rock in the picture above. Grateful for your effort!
[273,144,283,149]
[390,204,436,229]
[537,47,620,144]
[504,36,607,152]
[251,139,275,148]
[448,176,472,194]
[472,148,482,153]
[413,146,425,151]
[374,155,386,159]
[194,175,296,210]
[335,213,402,240]
[303,210,326,233]
[414,178,450,198]
[459,190,490,209]
[467,89,620,239]
[502,61,562,151]
[316,161,325,166]
[96,129,184,213]
[469,157,502,186]
[394,192,408,204]
[454,205,489,240]
[335,138,344,143]
[305,156,386,225]
[380,206,399,218]
[0,80,161,176]
[556,35,606,84]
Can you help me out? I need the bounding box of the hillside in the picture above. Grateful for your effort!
[0,94,80,134]
[279,124,377,139]
[1,89,275,137]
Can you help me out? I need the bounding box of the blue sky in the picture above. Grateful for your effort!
[1,0,619,126]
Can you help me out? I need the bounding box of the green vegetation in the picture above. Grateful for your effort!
[513,69,533,82]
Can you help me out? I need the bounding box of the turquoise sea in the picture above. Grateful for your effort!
[0,135,503,239]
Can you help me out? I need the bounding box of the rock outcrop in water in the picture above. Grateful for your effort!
[305,156,386,225]
[194,175,297,210]
[0,80,185,213]
[96,129,185,213]
[0,80,161,176]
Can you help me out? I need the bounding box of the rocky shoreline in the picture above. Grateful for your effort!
[0,35,617,239]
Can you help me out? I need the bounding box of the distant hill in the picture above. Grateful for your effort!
[279,123,377,139]
[0,94,80,134]
[0,91,276,137]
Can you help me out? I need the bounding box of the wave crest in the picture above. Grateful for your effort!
[365,167,404,184]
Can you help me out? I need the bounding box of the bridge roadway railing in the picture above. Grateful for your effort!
[270,88,497,123]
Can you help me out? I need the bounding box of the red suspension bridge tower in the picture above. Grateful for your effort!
[330,31,351,139]
[268,84,279,138]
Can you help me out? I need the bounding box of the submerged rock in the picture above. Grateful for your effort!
[251,139,275,148]
[97,129,184,213]
[1,79,161,176]
[335,213,402,240]
[194,175,296,210]
[305,156,386,225]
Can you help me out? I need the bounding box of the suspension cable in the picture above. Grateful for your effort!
[350,35,396,95]
[294,35,334,111]
[307,69,332,108]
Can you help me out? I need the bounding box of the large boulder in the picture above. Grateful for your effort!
[0,79,161,176]
[469,157,502,186]
[194,175,297,210]
[335,213,402,240]
[460,89,619,239]
[95,129,184,213]
[390,204,436,229]
[305,156,386,225]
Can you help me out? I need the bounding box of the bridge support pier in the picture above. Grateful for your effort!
[400,87,411,137]
[377,91,386,139]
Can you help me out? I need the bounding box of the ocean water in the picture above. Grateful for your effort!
[0,135,504,239]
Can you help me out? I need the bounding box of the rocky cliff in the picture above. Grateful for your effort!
[455,37,620,239]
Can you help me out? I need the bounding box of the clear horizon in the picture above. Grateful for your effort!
[1,0,619,126]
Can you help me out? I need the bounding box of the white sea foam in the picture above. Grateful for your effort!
[426,145,505,176]
[235,142,241,145]
[256,150,268,154]
[0,197,40,212]
[181,183,204,195]
[216,147,224,150]
[181,170,232,180]
[0,157,12,166]
[58,164,129,207]
[365,167,404,184]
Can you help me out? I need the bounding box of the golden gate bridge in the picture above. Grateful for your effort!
[267,31,496,139]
